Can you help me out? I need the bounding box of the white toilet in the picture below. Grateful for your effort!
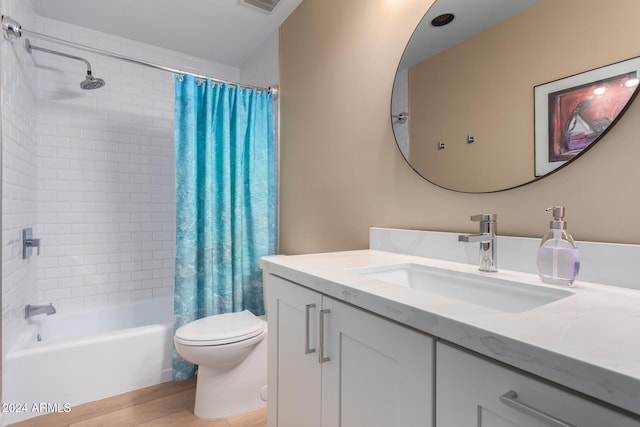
[173,310,268,420]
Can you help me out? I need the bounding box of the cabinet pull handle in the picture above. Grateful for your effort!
[319,309,331,364]
[305,303,316,354]
[499,390,575,427]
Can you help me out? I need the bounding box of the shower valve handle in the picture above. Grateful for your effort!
[22,228,41,259]
[26,238,41,255]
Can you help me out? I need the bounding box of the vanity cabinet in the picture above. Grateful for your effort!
[436,342,640,427]
[265,274,434,427]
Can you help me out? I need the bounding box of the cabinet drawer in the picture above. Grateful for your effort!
[436,342,640,427]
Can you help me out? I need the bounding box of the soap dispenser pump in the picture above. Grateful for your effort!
[536,206,580,286]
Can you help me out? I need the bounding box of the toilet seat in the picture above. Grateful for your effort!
[174,310,266,346]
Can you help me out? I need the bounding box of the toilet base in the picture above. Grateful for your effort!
[193,335,267,420]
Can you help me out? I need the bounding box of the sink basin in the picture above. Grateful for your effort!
[352,263,572,313]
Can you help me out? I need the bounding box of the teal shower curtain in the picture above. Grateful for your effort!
[173,76,276,380]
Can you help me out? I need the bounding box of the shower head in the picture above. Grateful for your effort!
[25,39,106,90]
[80,71,105,90]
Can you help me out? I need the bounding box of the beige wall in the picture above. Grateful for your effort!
[279,0,640,255]
[408,0,640,192]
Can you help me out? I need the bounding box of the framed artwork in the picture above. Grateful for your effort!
[534,57,640,176]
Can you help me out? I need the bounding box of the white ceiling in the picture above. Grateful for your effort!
[31,0,303,67]
[31,0,542,70]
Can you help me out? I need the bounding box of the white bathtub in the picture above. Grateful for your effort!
[5,296,174,424]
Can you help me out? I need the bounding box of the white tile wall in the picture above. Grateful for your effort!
[2,2,38,419]
[30,16,243,313]
[1,0,39,361]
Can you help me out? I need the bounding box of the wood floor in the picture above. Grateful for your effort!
[8,377,267,427]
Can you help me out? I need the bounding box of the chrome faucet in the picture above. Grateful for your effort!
[458,214,498,272]
[25,303,56,319]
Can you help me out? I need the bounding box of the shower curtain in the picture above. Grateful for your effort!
[173,76,276,380]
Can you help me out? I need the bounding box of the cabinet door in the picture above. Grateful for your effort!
[321,296,434,427]
[266,274,323,427]
[436,342,640,427]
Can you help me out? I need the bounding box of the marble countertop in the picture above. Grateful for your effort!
[260,249,640,416]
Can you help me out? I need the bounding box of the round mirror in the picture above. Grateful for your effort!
[392,0,640,193]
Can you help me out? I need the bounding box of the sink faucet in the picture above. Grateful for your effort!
[25,303,56,319]
[458,214,498,272]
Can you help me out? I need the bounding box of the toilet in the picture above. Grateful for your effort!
[173,310,268,420]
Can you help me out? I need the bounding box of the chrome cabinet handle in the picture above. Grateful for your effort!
[305,303,316,354]
[319,309,331,364]
[500,391,575,427]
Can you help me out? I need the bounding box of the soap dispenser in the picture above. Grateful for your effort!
[536,206,580,286]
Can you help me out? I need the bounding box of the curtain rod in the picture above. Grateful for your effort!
[1,15,278,96]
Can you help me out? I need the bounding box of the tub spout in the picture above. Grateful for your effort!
[25,303,56,319]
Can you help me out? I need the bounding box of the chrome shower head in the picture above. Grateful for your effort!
[25,38,106,90]
[80,70,105,90]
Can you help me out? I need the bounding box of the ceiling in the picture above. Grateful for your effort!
[31,0,303,67]
[31,0,542,71]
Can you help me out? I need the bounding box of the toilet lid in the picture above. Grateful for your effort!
[175,310,266,346]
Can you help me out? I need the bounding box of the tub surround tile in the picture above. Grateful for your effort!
[262,236,640,416]
[1,0,40,363]
[22,13,240,316]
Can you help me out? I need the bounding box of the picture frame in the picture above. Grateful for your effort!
[534,56,640,176]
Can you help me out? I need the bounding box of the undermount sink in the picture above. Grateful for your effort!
[352,263,573,313]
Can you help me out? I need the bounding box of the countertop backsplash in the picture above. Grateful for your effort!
[370,227,640,291]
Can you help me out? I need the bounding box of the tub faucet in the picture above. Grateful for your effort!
[25,303,56,319]
[458,214,498,272]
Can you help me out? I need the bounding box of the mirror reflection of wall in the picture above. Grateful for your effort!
[394,0,640,193]
[391,69,409,159]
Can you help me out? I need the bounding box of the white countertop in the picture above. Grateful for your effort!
[260,249,640,416]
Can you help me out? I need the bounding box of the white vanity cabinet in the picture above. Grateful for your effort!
[265,274,434,427]
[436,342,640,427]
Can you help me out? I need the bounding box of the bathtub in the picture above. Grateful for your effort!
[5,296,174,424]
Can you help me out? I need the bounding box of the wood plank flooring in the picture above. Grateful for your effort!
[8,377,267,427]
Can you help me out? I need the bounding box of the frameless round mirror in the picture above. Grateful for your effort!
[392,0,640,193]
